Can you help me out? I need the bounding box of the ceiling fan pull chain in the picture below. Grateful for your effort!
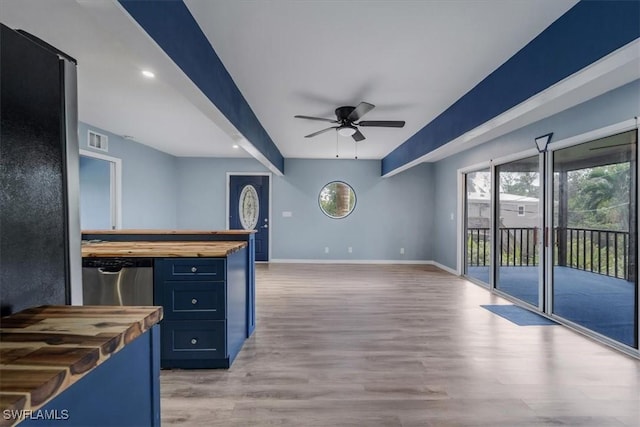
[355,141,358,160]
[335,131,339,158]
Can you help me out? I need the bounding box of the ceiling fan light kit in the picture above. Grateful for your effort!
[337,126,357,137]
[295,101,405,142]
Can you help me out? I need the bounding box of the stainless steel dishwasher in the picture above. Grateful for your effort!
[82,258,153,306]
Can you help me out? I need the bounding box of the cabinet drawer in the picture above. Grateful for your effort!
[161,320,226,360]
[161,281,226,320]
[158,258,226,281]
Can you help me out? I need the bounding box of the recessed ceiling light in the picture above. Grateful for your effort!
[141,70,155,78]
[232,144,239,149]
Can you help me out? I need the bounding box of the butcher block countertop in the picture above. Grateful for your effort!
[0,305,162,427]
[81,241,247,258]
[82,229,255,235]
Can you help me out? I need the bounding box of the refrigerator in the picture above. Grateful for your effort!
[0,24,81,316]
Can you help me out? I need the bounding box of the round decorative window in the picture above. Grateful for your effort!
[239,185,259,230]
[318,181,356,219]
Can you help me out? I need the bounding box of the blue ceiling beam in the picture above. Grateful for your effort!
[382,0,640,176]
[119,0,285,174]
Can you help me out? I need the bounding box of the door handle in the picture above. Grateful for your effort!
[261,224,268,229]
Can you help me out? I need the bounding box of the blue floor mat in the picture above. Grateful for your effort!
[481,304,558,326]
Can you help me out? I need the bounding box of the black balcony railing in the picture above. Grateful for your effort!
[467,227,630,280]
[558,227,629,280]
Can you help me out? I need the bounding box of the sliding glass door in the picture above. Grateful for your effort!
[495,155,541,307]
[552,130,638,348]
[464,169,491,285]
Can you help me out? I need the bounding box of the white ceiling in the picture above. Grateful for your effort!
[3,0,620,164]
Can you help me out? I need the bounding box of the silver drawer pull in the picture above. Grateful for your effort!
[191,338,198,345]
[191,298,198,305]
[191,267,197,273]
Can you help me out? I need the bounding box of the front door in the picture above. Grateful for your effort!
[229,175,269,261]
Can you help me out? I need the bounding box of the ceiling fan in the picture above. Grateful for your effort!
[294,102,405,142]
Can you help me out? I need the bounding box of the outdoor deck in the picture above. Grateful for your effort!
[467,266,637,347]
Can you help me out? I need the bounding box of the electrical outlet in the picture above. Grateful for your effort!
[348,247,353,253]
[450,212,454,220]
[324,247,329,254]
[400,247,405,255]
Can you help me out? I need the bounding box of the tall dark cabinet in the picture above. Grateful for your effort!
[0,24,81,316]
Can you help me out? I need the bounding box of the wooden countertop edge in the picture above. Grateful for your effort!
[0,306,163,423]
[80,241,247,258]
[82,229,256,235]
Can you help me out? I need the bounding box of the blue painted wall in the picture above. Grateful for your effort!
[432,79,640,270]
[79,122,177,229]
[273,159,433,260]
[175,157,269,230]
[174,157,433,260]
[79,156,111,229]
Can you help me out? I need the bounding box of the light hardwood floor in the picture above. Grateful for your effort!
[160,263,640,426]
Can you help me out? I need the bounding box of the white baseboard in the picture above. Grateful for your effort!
[268,260,458,275]
[426,260,459,276]
[269,258,431,265]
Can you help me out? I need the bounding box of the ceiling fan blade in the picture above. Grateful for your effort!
[352,129,366,142]
[347,102,375,122]
[358,120,405,128]
[305,127,338,138]
[295,115,338,123]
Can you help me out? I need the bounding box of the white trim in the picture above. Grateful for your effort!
[636,121,640,351]
[537,151,545,310]
[429,261,458,275]
[544,146,554,315]
[382,39,640,177]
[227,172,272,261]
[269,259,458,275]
[489,161,497,288]
[491,147,539,167]
[547,118,638,152]
[270,258,431,265]
[458,166,493,278]
[458,160,491,174]
[79,149,122,230]
[456,171,464,275]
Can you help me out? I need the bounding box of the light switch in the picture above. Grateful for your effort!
[282,211,292,217]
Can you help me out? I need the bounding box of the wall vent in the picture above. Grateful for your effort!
[88,130,108,152]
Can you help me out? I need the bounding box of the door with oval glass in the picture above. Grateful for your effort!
[229,175,269,261]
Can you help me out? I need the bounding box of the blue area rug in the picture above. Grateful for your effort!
[481,304,558,326]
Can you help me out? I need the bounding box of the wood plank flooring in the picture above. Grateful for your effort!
[160,263,640,426]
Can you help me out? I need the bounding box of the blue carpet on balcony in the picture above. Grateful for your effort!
[468,266,637,347]
[481,304,558,326]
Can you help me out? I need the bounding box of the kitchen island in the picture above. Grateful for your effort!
[0,305,162,427]
[82,230,257,337]
[81,239,250,369]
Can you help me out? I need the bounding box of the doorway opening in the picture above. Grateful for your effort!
[79,149,121,230]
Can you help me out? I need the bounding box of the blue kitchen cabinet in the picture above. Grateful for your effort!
[153,250,247,369]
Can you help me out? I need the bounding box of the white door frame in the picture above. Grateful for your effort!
[226,172,272,261]
[79,149,122,230]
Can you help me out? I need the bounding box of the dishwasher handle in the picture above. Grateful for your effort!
[98,267,123,274]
